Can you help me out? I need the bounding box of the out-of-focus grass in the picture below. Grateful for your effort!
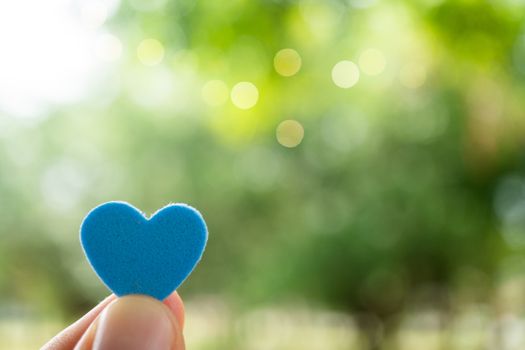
[5,273,525,350]
[4,297,525,350]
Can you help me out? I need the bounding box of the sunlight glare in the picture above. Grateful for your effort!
[0,0,120,118]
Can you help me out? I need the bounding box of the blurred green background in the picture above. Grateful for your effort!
[1,0,525,348]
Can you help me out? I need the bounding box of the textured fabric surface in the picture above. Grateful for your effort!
[80,201,208,300]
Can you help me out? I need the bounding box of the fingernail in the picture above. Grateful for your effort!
[92,296,175,350]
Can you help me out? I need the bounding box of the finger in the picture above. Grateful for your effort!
[42,292,185,350]
[42,295,116,350]
[163,291,185,330]
[74,295,185,350]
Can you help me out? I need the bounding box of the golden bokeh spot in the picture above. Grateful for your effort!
[359,48,386,76]
[276,120,304,148]
[137,38,165,66]
[399,63,427,89]
[202,80,229,107]
[231,82,259,110]
[274,48,302,77]
[332,60,360,88]
[95,34,122,62]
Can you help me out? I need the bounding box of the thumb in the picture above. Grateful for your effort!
[74,295,185,350]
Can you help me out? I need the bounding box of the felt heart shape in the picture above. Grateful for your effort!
[80,201,208,300]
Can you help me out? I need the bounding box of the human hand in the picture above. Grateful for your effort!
[42,293,185,350]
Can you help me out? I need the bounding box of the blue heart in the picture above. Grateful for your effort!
[80,202,208,300]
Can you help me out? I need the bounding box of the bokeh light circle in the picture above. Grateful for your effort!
[231,82,259,109]
[332,60,360,88]
[137,38,165,66]
[276,120,304,148]
[95,33,122,62]
[274,48,302,77]
[202,80,229,107]
[399,63,427,88]
[358,48,386,76]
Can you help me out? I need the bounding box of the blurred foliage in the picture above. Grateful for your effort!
[1,1,525,345]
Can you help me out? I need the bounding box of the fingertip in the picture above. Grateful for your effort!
[86,295,184,350]
[163,291,185,330]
